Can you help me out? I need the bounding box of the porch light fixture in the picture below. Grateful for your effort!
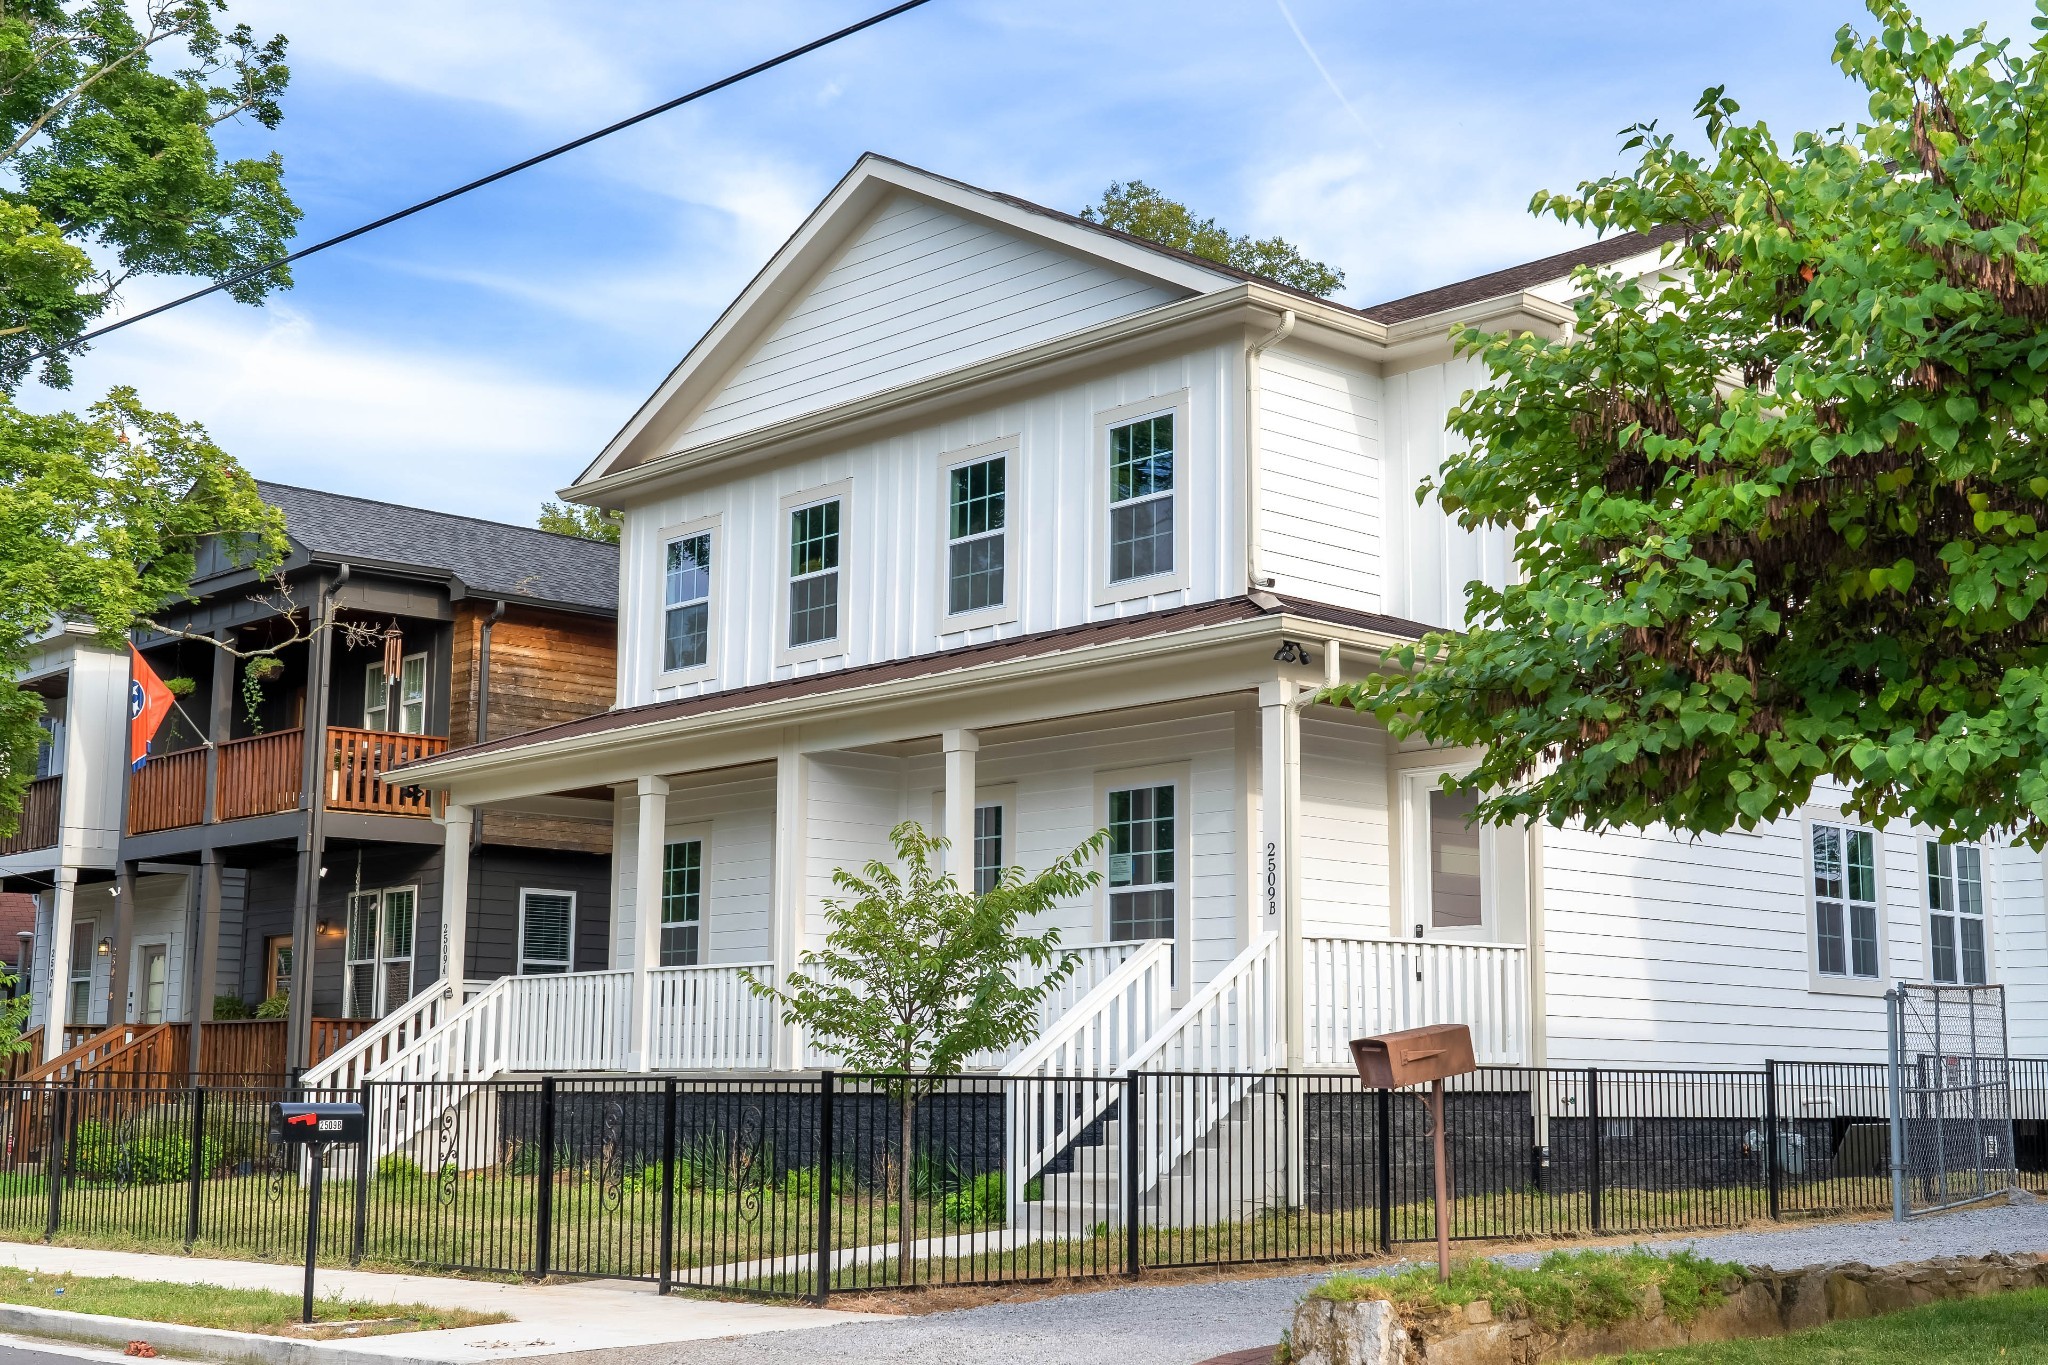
[96,937,111,956]
[1273,639,1314,666]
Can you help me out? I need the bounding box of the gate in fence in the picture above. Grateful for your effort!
[1888,983,2019,1217]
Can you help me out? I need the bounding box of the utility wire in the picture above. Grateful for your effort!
[50,0,938,354]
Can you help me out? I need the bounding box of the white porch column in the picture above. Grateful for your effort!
[41,867,78,1062]
[1258,680,1303,1069]
[439,803,473,993]
[941,729,979,884]
[629,775,669,1072]
[770,739,808,1072]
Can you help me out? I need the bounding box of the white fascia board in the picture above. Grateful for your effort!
[574,154,1237,491]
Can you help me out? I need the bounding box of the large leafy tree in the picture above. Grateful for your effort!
[1083,180,1345,297]
[536,500,620,544]
[1334,0,2048,848]
[0,1,297,837]
[749,821,1103,1284]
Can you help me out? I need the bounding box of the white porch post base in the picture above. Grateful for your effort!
[629,775,669,1072]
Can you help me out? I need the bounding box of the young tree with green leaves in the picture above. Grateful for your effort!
[1082,180,1345,297]
[748,821,1104,1284]
[1333,0,2048,849]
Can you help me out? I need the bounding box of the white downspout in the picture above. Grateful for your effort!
[1244,309,1297,595]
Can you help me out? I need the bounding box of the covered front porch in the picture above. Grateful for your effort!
[323,603,1535,1090]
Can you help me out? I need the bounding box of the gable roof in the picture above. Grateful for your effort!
[1356,222,1691,325]
[253,481,618,615]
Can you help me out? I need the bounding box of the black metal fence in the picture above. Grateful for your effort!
[5,1061,2045,1299]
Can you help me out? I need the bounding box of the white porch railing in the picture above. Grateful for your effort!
[1301,936,1529,1068]
[302,978,488,1091]
[1126,932,1280,1195]
[500,970,635,1073]
[651,963,775,1071]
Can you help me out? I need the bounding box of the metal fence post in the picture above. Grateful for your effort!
[1585,1068,1603,1234]
[185,1086,207,1248]
[1123,1071,1141,1278]
[813,1070,834,1304]
[44,1084,68,1242]
[534,1077,557,1280]
[658,1078,678,1296]
[1887,990,1908,1222]
[1763,1059,1781,1221]
[351,1082,371,1265]
[1375,1086,1393,1252]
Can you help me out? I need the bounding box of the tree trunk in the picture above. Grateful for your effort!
[898,1091,915,1286]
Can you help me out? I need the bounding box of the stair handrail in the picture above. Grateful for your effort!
[364,974,515,1086]
[1002,938,1173,1079]
[302,977,490,1091]
[19,1022,144,1084]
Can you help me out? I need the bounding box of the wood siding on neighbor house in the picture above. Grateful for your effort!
[675,193,1187,450]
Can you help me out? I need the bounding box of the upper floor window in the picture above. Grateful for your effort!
[1926,842,1987,985]
[1108,412,1175,584]
[33,712,62,780]
[788,498,841,650]
[664,532,712,672]
[364,654,426,734]
[947,455,1006,615]
[1108,783,1175,941]
[1812,822,1880,980]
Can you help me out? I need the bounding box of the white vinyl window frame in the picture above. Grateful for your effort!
[776,479,855,666]
[936,435,1020,632]
[68,917,96,1027]
[1803,813,1889,997]
[654,513,720,686]
[1092,762,1191,996]
[343,884,420,1017]
[364,652,428,734]
[1093,390,1192,607]
[517,888,578,976]
[1925,840,1992,986]
[1396,760,1496,942]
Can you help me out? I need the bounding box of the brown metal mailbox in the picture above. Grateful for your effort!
[1349,1023,1477,1089]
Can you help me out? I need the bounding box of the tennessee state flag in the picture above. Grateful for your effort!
[129,646,174,770]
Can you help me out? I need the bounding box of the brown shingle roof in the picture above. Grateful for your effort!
[404,593,1432,770]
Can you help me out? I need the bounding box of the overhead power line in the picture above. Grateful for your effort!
[54,0,938,353]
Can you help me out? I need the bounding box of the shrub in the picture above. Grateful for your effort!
[782,1163,849,1200]
[1310,1249,1742,1329]
[254,991,288,1020]
[941,1171,1005,1225]
[210,995,251,1021]
[376,1154,424,1183]
[70,1118,219,1185]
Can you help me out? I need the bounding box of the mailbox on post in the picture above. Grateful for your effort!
[1351,1023,1476,1283]
[268,1101,365,1323]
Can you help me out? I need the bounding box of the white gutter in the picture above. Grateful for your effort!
[1243,308,1296,593]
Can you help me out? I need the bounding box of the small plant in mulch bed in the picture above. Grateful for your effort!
[1309,1248,1744,1331]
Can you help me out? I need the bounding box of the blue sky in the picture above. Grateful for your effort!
[21,0,2042,526]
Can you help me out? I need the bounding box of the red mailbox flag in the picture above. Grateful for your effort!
[128,646,174,770]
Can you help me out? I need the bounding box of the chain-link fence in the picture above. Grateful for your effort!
[1889,983,2019,1217]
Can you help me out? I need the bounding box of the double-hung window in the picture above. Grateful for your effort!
[1812,823,1880,980]
[972,803,1004,895]
[1927,842,1987,984]
[946,455,1006,615]
[787,499,841,650]
[1107,784,1175,941]
[1108,412,1175,584]
[518,890,575,975]
[365,654,427,733]
[661,840,703,966]
[663,532,712,672]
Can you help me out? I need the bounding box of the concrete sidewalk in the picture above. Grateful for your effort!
[0,1243,879,1362]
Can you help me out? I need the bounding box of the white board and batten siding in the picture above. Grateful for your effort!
[1378,354,1513,630]
[676,193,1187,451]
[1256,345,1386,612]
[618,345,1241,705]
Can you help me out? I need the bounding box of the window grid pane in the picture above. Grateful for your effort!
[788,501,842,648]
[663,534,712,671]
[521,892,574,974]
[973,804,1003,896]
[662,840,703,967]
[1109,784,1175,941]
[1108,414,1174,584]
[1813,823,1879,979]
[1927,840,1988,985]
[1109,496,1174,583]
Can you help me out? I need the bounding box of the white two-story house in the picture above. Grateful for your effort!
[322,154,2048,1100]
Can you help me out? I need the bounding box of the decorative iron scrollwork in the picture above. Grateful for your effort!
[436,1104,460,1206]
[732,1100,766,1224]
[597,1098,628,1212]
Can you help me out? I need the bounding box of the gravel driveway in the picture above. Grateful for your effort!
[666,1202,2048,1365]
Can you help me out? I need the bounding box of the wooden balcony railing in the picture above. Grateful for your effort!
[216,728,304,821]
[0,774,60,855]
[326,727,446,815]
[128,750,205,835]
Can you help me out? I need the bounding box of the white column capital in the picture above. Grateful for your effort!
[1258,678,1302,709]
[443,802,474,828]
[941,728,980,755]
[637,774,671,800]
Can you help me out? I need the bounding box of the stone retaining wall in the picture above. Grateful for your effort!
[1288,1251,2048,1365]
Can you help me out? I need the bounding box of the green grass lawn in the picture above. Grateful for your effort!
[1599,1289,2048,1363]
[0,1266,507,1337]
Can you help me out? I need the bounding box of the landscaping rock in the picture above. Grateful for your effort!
[1289,1297,1405,1365]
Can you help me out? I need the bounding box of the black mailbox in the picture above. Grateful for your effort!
[269,1102,365,1146]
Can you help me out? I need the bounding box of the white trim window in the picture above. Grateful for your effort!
[1107,412,1175,585]
[1812,823,1880,980]
[661,839,704,966]
[1926,842,1988,985]
[344,886,418,1017]
[662,532,712,672]
[972,802,1004,895]
[364,654,427,734]
[946,454,1006,616]
[1107,784,1175,941]
[787,498,842,650]
[518,889,576,975]
[67,918,94,1026]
